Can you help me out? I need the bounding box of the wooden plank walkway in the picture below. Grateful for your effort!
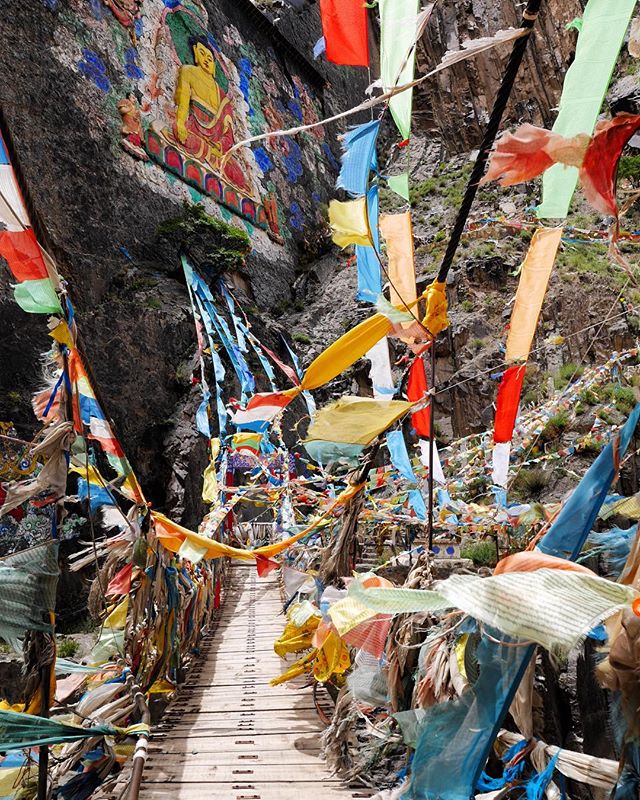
[141,562,376,800]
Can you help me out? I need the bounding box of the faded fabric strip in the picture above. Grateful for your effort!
[505,228,562,363]
[356,187,382,302]
[380,212,416,312]
[379,0,420,139]
[337,120,379,197]
[538,0,638,219]
[0,541,59,646]
[494,364,526,443]
[319,0,369,67]
[366,336,395,398]
[492,441,511,488]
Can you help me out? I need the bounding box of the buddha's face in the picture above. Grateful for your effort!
[193,42,215,76]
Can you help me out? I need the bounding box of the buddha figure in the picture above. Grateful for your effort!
[167,35,254,196]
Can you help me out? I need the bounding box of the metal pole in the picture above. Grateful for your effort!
[37,654,51,800]
[127,680,151,800]
[436,0,543,284]
[427,348,436,553]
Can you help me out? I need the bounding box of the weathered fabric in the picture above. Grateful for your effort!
[505,228,563,363]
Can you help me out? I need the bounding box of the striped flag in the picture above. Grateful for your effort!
[67,348,144,504]
[230,392,293,431]
[0,133,62,314]
[231,431,263,456]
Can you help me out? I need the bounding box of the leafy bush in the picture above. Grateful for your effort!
[58,638,79,658]
[461,540,498,567]
[292,332,311,345]
[539,411,570,443]
[513,467,549,499]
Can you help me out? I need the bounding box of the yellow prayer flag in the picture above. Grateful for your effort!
[104,597,128,630]
[506,228,563,363]
[329,197,371,248]
[422,280,449,336]
[306,396,414,445]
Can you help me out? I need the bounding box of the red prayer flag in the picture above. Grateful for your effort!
[494,365,526,443]
[0,229,48,281]
[106,563,133,597]
[255,555,280,577]
[407,356,431,438]
[319,0,369,67]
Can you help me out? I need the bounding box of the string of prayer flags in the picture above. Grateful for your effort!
[386,430,426,519]
[306,396,413,445]
[67,348,144,504]
[329,197,371,248]
[505,228,563,363]
[337,120,379,196]
[379,0,420,140]
[347,568,637,658]
[319,0,369,67]
[537,0,638,219]
[484,114,640,224]
[356,187,382,302]
[0,134,62,315]
[494,365,527,443]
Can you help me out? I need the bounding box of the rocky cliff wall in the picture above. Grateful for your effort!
[0,0,367,524]
[415,0,585,151]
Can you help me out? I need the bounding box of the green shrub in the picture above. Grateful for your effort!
[460,540,498,567]
[146,297,162,310]
[612,385,637,416]
[58,638,80,658]
[513,467,549,499]
[578,389,598,406]
[460,299,474,312]
[292,332,311,345]
[539,411,570,443]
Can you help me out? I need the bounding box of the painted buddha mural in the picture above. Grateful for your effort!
[130,2,278,236]
[163,35,256,198]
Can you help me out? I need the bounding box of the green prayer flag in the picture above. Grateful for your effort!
[387,173,410,201]
[13,278,63,315]
[537,0,638,219]
[379,0,419,140]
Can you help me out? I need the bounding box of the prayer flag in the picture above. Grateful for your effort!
[387,173,410,201]
[329,197,371,248]
[505,228,562,363]
[538,0,638,219]
[306,396,413,445]
[379,213,416,333]
[493,365,526,443]
[319,0,369,67]
[407,356,431,438]
[337,120,379,197]
[379,0,419,139]
[366,337,394,398]
[231,431,263,456]
[230,391,292,429]
[356,186,382,302]
[0,133,61,315]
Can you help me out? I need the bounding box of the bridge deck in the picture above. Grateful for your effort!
[141,562,375,800]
